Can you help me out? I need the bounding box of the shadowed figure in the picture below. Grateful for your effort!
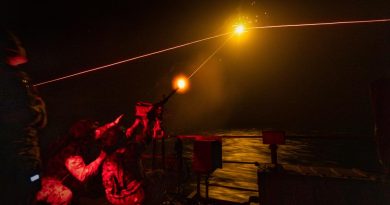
[35,115,122,205]
[101,114,166,205]
[0,28,47,204]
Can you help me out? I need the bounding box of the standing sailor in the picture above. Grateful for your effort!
[0,29,47,204]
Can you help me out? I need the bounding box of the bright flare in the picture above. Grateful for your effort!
[173,76,189,93]
[178,79,186,89]
[234,24,245,35]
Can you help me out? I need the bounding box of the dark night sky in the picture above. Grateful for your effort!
[1,1,390,140]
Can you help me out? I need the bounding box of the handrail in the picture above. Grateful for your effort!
[175,135,368,140]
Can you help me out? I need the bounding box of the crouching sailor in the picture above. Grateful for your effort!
[102,106,166,205]
[35,115,122,204]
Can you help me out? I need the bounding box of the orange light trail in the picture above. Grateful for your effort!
[34,18,390,87]
[188,35,232,79]
[250,18,390,30]
[34,32,230,87]
[187,18,390,79]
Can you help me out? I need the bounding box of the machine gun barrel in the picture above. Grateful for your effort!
[154,88,178,107]
[147,88,178,120]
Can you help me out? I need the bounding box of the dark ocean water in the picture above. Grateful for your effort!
[178,129,381,169]
[165,129,383,203]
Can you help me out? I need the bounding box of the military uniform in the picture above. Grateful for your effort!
[0,63,47,204]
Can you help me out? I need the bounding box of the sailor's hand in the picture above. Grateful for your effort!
[98,150,107,159]
[125,127,133,138]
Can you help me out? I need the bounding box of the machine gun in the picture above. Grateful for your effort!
[148,88,178,119]
[133,88,178,139]
[135,88,177,119]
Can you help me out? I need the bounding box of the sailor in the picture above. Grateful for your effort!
[0,29,47,204]
[35,115,122,204]
[102,105,166,205]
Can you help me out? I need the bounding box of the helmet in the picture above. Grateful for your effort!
[69,119,99,139]
[0,29,27,65]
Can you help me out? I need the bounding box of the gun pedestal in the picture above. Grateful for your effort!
[152,139,157,169]
[191,137,222,203]
[149,89,177,170]
[195,173,211,202]
[269,144,278,165]
[151,137,166,170]
[262,131,285,167]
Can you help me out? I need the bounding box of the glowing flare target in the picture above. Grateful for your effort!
[234,24,245,35]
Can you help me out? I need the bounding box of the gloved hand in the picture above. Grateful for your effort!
[113,114,124,126]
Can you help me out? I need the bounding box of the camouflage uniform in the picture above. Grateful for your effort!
[0,63,47,204]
